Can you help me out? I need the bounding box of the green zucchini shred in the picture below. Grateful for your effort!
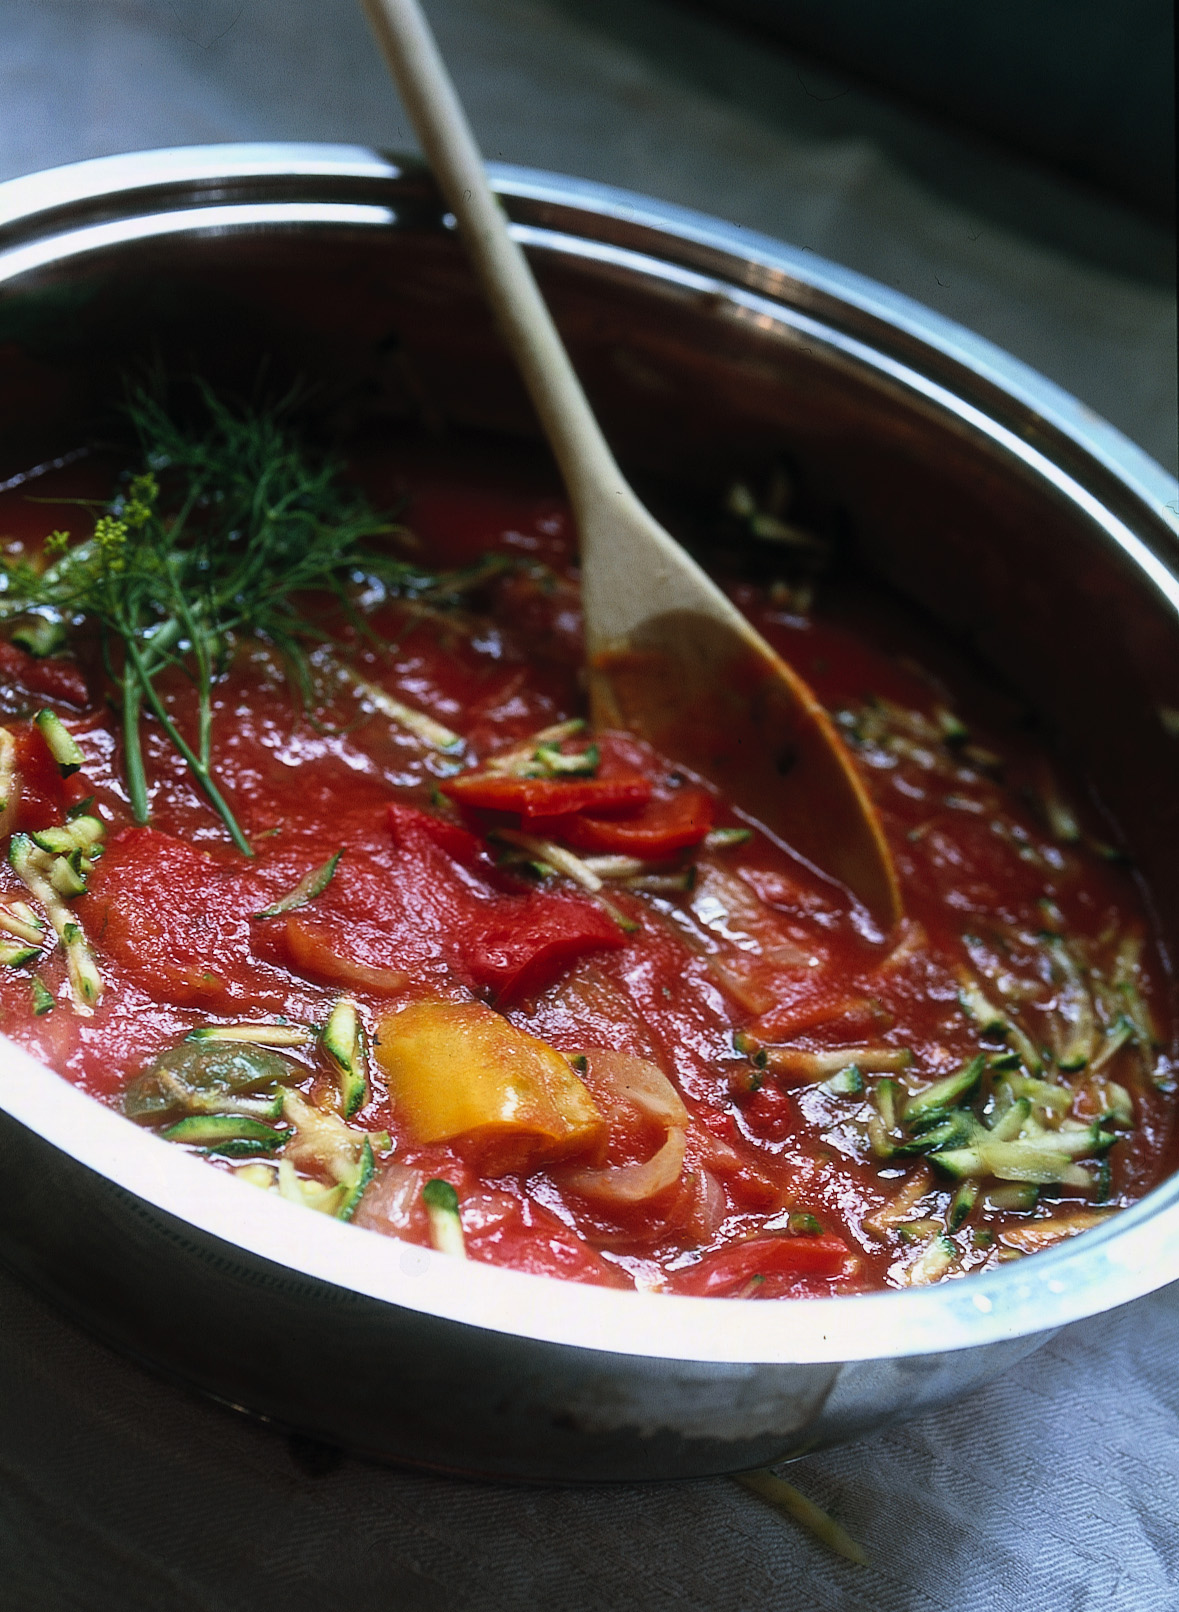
[34,709,85,776]
[906,1233,958,1285]
[254,849,343,919]
[423,1177,466,1257]
[322,996,369,1119]
[904,1055,985,1122]
[704,827,754,850]
[533,740,599,777]
[186,1022,314,1047]
[988,1095,1032,1142]
[732,1029,768,1068]
[985,1182,1039,1212]
[48,853,87,898]
[30,826,78,856]
[822,1064,864,1097]
[1101,1082,1135,1129]
[276,1158,346,1215]
[894,1111,976,1155]
[8,830,102,1007]
[30,975,54,1015]
[1042,934,1098,1071]
[0,901,46,947]
[1003,1074,1071,1112]
[735,1470,870,1567]
[874,1077,899,1133]
[947,1179,979,1232]
[280,1090,380,1220]
[162,1113,289,1153]
[956,976,1007,1037]
[986,1049,1022,1072]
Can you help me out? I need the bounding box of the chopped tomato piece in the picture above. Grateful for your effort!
[736,1082,798,1143]
[669,1233,857,1298]
[0,641,89,707]
[470,1218,630,1287]
[84,827,243,1009]
[440,772,652,818]
[533,785,714,857]
[7,722,69,831]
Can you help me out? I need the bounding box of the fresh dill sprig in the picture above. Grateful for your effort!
[0,383,470,854]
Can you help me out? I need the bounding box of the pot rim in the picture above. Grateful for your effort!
[1,141,1177,1367]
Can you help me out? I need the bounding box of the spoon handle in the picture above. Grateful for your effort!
[360,0,626,520]
[359,0,902,929]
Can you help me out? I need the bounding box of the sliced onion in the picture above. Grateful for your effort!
[706,959,778,1015]
[680,1165,728,1243]
[324,955,412,993]
[560,1126,687,1205]
[353,1161,423,1235]
[699,1133,745,1173]
[878,918,928,973]
[284,918,408,994]
[578,1048,689,1128]
[692,866,816,967]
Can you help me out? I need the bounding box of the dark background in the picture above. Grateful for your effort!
[689,0,1175,224]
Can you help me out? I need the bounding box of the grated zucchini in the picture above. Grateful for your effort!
[187,1022,315,1048]
[322,995,369,1118]
[162,1113,289,1155]
[255,849,343,919]
[34,709,85,776]
[422,1177,466,1258]
[904,1055,985,1123]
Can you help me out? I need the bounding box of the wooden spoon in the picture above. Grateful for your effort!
[360,0,902,928]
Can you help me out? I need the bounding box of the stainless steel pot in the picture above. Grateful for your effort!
[1,144,1177,1483]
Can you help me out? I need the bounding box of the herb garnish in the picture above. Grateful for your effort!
[0,385,464,853]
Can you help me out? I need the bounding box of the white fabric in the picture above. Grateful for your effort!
[1,4,1177,1606]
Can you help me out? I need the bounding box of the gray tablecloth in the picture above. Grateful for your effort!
[3,1266,1178,1612]
[2,4,1177,1608]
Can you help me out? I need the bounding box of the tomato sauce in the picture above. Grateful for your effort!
[0,446,1174,1298]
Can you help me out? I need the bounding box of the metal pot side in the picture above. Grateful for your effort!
[0,145,1177,1481]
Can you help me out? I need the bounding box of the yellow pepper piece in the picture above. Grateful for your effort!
[374,999,606,1176]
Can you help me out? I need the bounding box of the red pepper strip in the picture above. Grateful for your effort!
[669,1233,857,1298]
[386,801,486,867]
[0,641,89,707]
[440,772,652,819]
[532,786,715,857]
[466,892,625,1003]
[384,802,624,1001]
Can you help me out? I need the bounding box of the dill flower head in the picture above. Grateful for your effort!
[93,515,129,574]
